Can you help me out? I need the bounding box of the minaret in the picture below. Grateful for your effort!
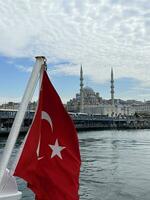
[80,65,84,113]
[111,68,114,110]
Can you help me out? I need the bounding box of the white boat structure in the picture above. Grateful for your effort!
[0,169,21,200]
[0,56,46,199]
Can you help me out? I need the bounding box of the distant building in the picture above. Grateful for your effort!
[0,68,143,117]
[132,101,150,115]
[66,67,134,116]
[0,101,37,111]
[83,101,134,116]
[27,101,37,111]
[66,86,102,113]
[0,102,20,110]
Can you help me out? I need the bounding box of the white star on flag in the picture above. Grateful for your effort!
[49,139,66,159]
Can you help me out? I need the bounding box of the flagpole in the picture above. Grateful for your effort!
[0,56,46,185]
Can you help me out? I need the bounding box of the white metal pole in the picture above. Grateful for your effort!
[0,56,46,185]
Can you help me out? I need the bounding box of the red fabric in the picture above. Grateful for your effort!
[14,70,81,200]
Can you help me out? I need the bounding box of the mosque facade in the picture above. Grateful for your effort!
[66,66,134,116]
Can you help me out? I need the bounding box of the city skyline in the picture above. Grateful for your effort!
[0,0,150,103]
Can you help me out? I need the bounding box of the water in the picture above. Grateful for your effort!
[1,130,150,200]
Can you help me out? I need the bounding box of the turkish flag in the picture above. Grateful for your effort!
[13,70,81,200]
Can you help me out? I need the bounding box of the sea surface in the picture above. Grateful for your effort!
[1,130,150,200]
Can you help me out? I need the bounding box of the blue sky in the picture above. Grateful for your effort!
[0,55,145,104]
[0,0,150,104]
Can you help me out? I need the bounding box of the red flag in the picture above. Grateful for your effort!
[13,70,81,200]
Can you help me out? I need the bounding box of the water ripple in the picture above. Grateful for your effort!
[1,130,150,199]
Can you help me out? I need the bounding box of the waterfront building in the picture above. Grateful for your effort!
[66,67,134,116]
[66,86,102,113]
[27,101,37,111]
[0,101,37,111]
[83,102,134,116]
[0,68,136,117]
[0,102,20,110]
[132,101,150,115]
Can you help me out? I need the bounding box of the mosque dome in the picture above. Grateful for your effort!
[83,86,95,95]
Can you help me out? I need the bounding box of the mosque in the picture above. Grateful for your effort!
[66,66,133,116]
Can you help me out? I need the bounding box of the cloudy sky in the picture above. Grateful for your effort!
[0,0,150,104]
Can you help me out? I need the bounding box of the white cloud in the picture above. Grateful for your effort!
[16,65,32,73]
[0,0,150,85]
[49,63,80,76]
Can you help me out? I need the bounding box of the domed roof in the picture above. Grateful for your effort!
[83,86,95,94]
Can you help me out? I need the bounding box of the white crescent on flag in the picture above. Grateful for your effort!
[41,111,53,131]
[37,111,53,160]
